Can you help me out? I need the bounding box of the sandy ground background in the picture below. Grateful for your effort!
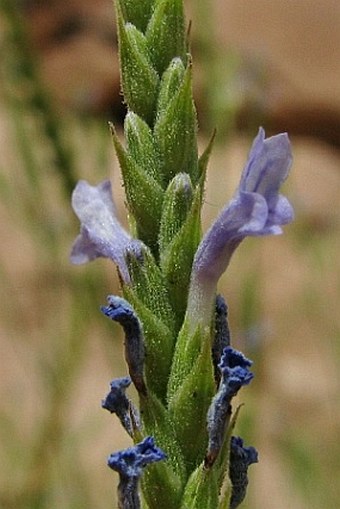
[0,1,340,508]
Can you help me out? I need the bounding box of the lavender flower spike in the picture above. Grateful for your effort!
[187,128,294,326]
[70,179,143,283]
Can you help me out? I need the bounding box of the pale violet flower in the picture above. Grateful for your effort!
[70,180,143,283]
[187,128,294,326]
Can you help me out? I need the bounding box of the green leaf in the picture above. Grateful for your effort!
[160,180,202,330]
[215,406,242,493]
[159,173,194,252]
[140,392,186,479]
[110,123,163,253]
[125,246,175,332]
[198,129,216,184]
[146,0,186,75]
[141,461,184,509]
[125,111,161,185]
[116,3,159,125]
[168,336,215,472]
[139,393,186,509]
[118,0,155,32]
[180,464,219,509]
[218,483,232,509]
[157,58,186,117]
[123,285,175,402]
[154,63,198,186]
[167,315,210,399]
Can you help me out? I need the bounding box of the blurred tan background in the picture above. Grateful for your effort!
[17,0,340,143]
[0,1,340,508]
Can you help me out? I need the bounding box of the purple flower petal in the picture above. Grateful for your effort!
[240,128,291,194]
[187,128,294,327]
[70,179,143,283]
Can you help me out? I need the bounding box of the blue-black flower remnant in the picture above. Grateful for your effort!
[102,377,140,437]
[108,437,166,509]
[70,0,294,507]
[229,437,259,509]
[101,296,147,396]
[206,347,254,468]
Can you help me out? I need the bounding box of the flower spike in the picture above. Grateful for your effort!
[68,0,295,503]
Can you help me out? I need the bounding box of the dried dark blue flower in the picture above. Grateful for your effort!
[102,377,140,437]
[219,347,253,396]
[187,128,294,328]
[101,296,147,395]
[70,180,143,283]
[212,295,230,384]
[108,437,167,509]
[206,347,253,467]
[229,436,258,509]
[108,436,167,476]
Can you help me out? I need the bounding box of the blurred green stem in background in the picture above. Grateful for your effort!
[0,3,116,508]
[190,0,241,139]
[1,0,77,198]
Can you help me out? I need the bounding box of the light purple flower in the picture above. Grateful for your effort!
[187,128,294,326]
[70,179,143,283]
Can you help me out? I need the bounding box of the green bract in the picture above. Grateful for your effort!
[154,64,198,185]
[118,0,154,32]
[116,8,159,125]
[110,124,163,252]
[157,58,186,118]
[146,0,187,75]
[125,112,161,184]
